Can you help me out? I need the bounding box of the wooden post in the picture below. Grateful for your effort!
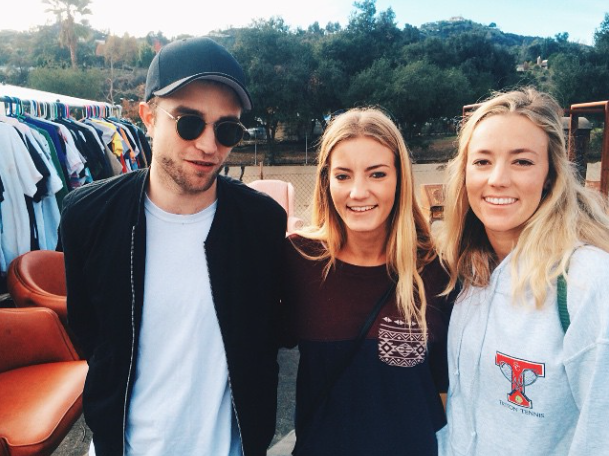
[568,113,578,162]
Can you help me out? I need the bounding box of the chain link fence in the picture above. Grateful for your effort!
[222,164,317,225]
[221,161,454,227]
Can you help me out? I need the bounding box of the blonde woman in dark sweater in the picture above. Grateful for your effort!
[281,107,455,456]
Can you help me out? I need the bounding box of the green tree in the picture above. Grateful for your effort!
[4,32,39,85]
[594,13,609,53]
[28,66,105,100]
[0,36,11,67]
[348,0,377,34]
[31,24,71,67]
[401,37,449,65]
[100,33,139,103]
[298,25,348,127]
[555,32,569,43]
[401,24,422,45]
[448,32,517,96]
[308,57,348,127]
[43,0,92,69]
[138,42,155,68]
[314,0,401,82]
[400,32,516,101]
[550,52,609,105]
[325,22,342,34]
[232,18,315,163]
[345,57,394,108]
[395,60,472,136]
[345,57,469,136]
[103,33,139,69]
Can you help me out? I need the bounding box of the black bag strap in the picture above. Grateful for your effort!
[292,281,397,455]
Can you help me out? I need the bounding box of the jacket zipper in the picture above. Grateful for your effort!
[227,371,246,456]
[122,226,137,455]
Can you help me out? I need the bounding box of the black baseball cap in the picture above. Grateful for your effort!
[144,36,252,111]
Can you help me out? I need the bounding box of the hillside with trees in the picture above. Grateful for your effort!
[1,0,608,162]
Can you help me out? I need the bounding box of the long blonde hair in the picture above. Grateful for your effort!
[296,107,436,328]
[438,87,609,305]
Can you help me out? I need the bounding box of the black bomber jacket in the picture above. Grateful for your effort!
[59,169,287,456]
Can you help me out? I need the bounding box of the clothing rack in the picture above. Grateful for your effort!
[0,83,121,119]
[0,83,150,277]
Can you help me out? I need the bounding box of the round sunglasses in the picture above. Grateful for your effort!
[156,106,246,147]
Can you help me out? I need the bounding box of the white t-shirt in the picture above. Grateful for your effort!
[0,122,42,271]
[120,195,242,456]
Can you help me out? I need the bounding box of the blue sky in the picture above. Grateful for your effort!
[2,0,607,45]
[384,0,607,44]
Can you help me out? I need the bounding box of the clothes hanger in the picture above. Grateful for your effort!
[5,96,16,116]
[41,101,49,119]
[28,100,37,117]
[15,98,26,120]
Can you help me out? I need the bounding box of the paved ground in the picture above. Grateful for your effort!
[52,415,91,456]
[273,348,299,446]
[52,348,299,456]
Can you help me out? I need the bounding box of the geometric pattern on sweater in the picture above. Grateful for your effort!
[379,316,426,367]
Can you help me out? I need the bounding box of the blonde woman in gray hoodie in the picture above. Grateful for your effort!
[436,87,609,456]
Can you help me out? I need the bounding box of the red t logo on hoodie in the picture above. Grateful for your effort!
[495,352,545,409]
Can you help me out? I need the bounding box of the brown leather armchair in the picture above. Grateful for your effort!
[6,250,84,358]
[7,250,69,328]
[0,307,88,456]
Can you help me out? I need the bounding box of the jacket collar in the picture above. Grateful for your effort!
[133,168,151,226]
[135,171,231,225]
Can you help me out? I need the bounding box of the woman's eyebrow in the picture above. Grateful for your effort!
[365,164,391,172]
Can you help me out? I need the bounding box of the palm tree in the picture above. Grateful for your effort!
[43,0,92,69]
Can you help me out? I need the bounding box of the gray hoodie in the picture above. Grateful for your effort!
[438,245,609,456]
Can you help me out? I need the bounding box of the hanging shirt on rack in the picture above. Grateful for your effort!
[28,125,69,208]
[107,117,146,168]
[22,116,90,190]
[56,122,90,188]
[84,118,130,173]
[0,122,43,272]
[22,129,63,250]
[0,114,66,250]
[56,118,113,181]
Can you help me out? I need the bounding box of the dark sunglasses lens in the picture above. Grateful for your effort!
[176,116,205,140]
[215,122,244,147]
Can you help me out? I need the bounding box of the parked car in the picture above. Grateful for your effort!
[246,127,267,140]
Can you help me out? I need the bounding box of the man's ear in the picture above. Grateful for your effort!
[139,102,155,138]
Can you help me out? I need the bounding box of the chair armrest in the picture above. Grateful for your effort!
[0,308,80,373]
[18,294,67,325]
[287,216,304,234]
[7,257,68,325]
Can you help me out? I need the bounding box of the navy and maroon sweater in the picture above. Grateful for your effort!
[281,235,454,456]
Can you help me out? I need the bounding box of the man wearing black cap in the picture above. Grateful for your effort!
[59,37,286,456]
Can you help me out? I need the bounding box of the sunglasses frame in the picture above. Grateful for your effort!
[155,105,246,147]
